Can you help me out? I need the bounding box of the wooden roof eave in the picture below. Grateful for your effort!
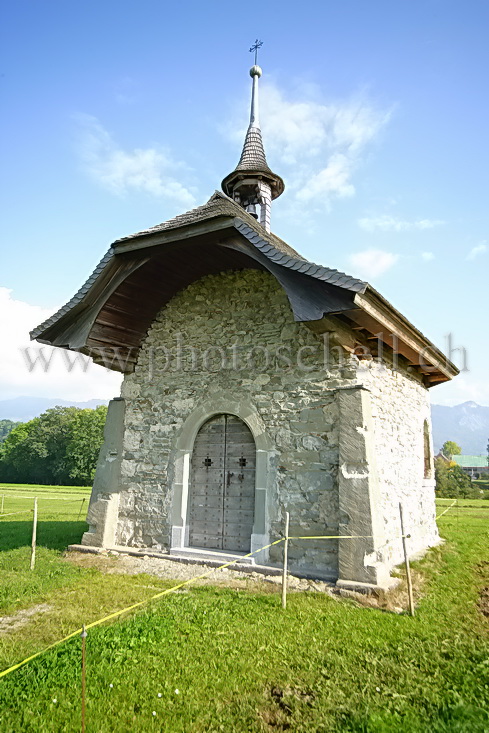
[349,288,459,382]
[31,253,150,349]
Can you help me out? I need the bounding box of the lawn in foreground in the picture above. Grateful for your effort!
[0,495,488,731]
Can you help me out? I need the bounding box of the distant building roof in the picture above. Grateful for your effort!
[435,451,450,462]
[453,455,489,468]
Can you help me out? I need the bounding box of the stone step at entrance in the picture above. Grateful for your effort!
[169,546,255,565]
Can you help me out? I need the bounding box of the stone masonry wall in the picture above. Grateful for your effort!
[359,360,439,568]
[111,267,439,581]
[117,270,352,579]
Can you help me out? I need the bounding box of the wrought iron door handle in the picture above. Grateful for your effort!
[227,471,234,487]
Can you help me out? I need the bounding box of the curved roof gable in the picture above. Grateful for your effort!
[30,191,458,385]
[31,192,366,342]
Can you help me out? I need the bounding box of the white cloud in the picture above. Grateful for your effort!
[348,249,399,279]
[296,153,354,202]
[228,84,390,210]
[421,252,435,261]
[0,288,122,402]
[77,115,196,208]
[466,242,487,260]
[358,215,444,232]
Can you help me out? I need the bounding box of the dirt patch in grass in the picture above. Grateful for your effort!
[260,685,316,730]
[271,685,315,710]
[0,603,52,635]
[479,586,489,617]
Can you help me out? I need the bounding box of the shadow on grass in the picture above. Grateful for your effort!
[0,520,88,552]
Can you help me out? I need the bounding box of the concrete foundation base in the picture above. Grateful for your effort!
[336,577,400,595]
[169,546,255,565]
[67,544,282,576]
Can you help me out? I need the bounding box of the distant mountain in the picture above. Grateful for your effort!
[431,401,489,455]
[0,396,109,423]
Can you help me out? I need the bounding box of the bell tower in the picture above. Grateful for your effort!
[221,41,284,232]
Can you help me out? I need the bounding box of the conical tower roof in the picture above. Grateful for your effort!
[236,125,271,172]
[222,64,284,201]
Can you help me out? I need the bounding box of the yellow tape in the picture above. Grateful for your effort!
[435,499,457,520]
[0,538,285,680]
[288,534,410,540]
[0,628,82,680]
[289,534,374,540]
[0,528,418,680]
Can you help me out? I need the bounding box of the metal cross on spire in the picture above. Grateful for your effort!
[249,39,263,65]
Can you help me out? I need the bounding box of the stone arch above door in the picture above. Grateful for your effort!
[169,394,274,563]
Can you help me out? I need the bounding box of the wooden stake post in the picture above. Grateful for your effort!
[399,502,415,616]
[30,497,38,571]
[81,625,87,733]
[78,497,86,520]
[281,511,290,610]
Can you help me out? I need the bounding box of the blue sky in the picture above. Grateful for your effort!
[0,0,487,404]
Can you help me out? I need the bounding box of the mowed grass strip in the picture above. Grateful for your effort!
[435,498,489,508]
[0,483,91,506]
[0,483,91,497]
[0,491,488,731]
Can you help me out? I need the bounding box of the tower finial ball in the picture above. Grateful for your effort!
[250,65,262,78]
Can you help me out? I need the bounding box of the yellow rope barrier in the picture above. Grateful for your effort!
[0,629,83,681]
[435,499,457,520]
[0,529,416,680]
[0,538,285,681]
[0,510,33,518]
[289,534,410,540]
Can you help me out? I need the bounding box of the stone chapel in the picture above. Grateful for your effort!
[32,61,458,591]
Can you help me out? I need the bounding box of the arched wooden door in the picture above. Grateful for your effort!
[187,414,256,552]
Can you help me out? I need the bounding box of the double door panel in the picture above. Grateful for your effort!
[188,414,255,552]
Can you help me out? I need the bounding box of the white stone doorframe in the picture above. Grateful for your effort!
[169,396,274,564]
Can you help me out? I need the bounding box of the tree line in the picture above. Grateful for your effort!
[0,412,483,495]
[0,406,107,486]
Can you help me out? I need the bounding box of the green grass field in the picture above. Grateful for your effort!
[0,488,488,732]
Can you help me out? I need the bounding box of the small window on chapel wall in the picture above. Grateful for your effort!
[423,420,432,479]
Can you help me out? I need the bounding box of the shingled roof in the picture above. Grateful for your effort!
[114,190,289,248]
[30,197,457,386]
[235,126,271,172]
[113,190,301,253]
[29,54,459,386]
[113,191,366,290]
[30,191,367,343]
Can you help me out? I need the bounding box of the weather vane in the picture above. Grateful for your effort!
[249,39,263,65]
